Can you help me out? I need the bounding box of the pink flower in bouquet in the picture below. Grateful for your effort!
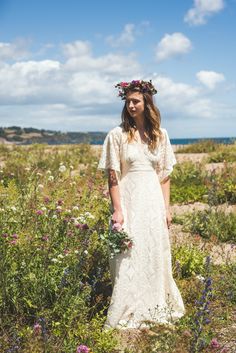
[76,344,90,353]
[127,240,133,249]
[112,222,123,232]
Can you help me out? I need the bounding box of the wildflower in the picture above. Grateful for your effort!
[10,240,17,245]
[84,211,95,219]
[48,175,54,181]
[59,165,66,173]
[56,206,62,213]
[196,275,205,282]
[84,250,88,255]
[82,223,89,230]
[44,196,50,203]
[10,206,17,212]
[36,172,42,177]
[46,170,51,174]
[73,206,79,211]
[210,338,220,349]
[57,254,64,259]
[38,184,44,190]
[51,258,58,263]
[112,222,123,232]
[2,233,8,238]
[33,322,42,335]
[42,235,49,241]
[74,250,79,254]
[52,215,57,219]
[36,210,44,215]
[57,199,64,206]
[12,233,18,239]
[76,344,90,353]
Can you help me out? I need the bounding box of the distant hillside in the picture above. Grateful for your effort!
[0,126,107,145]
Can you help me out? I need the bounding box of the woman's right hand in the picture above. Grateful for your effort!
[111,209,124,225]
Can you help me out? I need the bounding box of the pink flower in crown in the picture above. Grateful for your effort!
[112,222,123,232]
[120,82,128,87]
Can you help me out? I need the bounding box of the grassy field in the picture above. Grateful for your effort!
[0,141,235,353]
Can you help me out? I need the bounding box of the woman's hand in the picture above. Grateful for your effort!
[111,209,124,225]
[166,208,172,229]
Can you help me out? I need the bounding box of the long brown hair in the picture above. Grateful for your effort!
[121,90,164,152]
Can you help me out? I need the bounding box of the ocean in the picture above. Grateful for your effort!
[93,137,235,145]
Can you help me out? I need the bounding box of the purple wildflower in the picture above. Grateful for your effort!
[76,345,90,353]
[36,210,44,215]
[33,323,42,335]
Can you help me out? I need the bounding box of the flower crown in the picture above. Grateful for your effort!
[115,79,157,100]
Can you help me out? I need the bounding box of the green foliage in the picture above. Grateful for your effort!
[172,244,207,278]
[207,142,236,162]
[175,140,220,153]
[180,208,236,242]
[170,161,208,204]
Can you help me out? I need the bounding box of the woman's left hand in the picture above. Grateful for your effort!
[166,209,172,229]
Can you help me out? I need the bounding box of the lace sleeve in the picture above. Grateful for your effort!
[97,127,122,181]
[156,128,177,183]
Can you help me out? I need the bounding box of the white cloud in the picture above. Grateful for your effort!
[184,0,225,26]
[0,60,61,103]
[106,24,136,47]
[155,32,192,62]
[0,39,30,61]
[196,70,225,89]
[0,40,141,106]
[62,40,91,57]
[152,74,223,119]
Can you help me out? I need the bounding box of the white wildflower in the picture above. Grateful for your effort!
[72,206,79,211]
[84,212,95,219]
[57,254,64,259]
[70,165,74,170]
[84,250,88,255]
[10,206,17,212]
[196,275,205,282]
[74,250,79,254]
[46,170,51,175]
[59,165,66,173]
[36,172,42,177]
[51,258,58,263]
[38,184,44,190]
[48,175,54,181]
[41,206,47,211]
[52,215,57,219]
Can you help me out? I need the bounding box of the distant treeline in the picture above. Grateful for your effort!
[0,126,107,145]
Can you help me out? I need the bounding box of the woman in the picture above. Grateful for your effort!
[98,80,185,330]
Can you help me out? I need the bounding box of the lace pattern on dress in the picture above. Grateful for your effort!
[155,129,177,183]
[97,127,122,182]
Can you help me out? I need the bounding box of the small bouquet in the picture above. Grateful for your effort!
[107,220,134,259]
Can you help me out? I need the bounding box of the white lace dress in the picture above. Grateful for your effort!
[97,125,185,329]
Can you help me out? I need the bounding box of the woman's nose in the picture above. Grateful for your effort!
[129,101,134,108]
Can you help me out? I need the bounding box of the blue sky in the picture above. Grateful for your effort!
[0,0,235,137]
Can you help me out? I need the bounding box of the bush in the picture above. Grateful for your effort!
[180,208,236,242]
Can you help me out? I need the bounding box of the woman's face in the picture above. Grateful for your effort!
[125,91,145,119]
